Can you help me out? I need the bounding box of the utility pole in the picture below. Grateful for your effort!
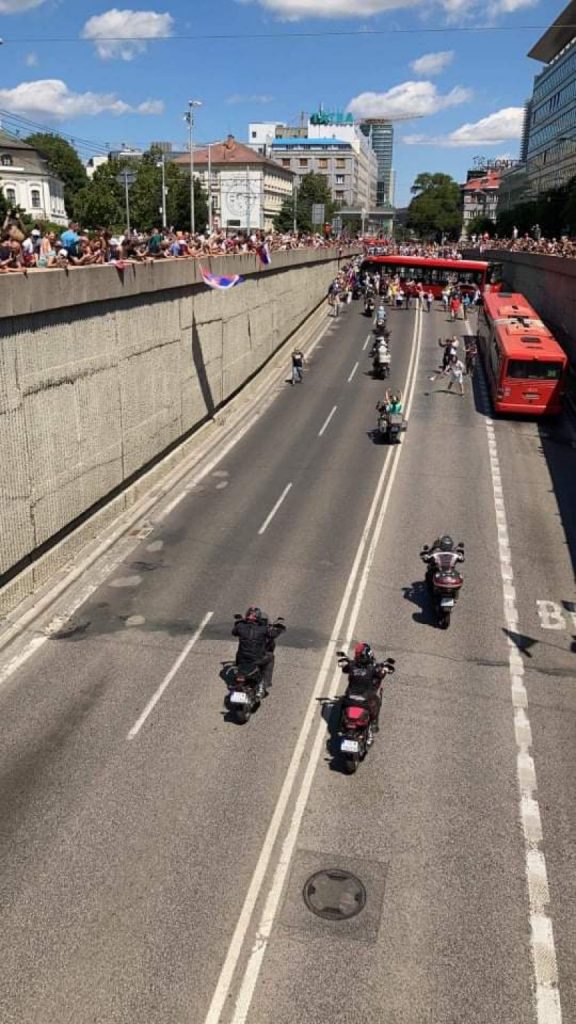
[207,143,213,233]
[293,182,298,233]
[159,154,167,229]
[185,99,202,235]
[124,170,131,233]
[246,164,251,237]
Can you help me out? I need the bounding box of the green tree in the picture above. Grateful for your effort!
[407,172,461,239]
[275,172,337,233]
[465,215,496,238]
[126,149,208,231]
[25,133,88,219]
[73,160,125,229]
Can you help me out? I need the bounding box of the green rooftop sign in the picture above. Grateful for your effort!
[310,111,354,126]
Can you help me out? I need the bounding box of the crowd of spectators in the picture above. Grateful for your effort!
[0,214,355,274]
[364,242,463,260]
[469,233,576,258]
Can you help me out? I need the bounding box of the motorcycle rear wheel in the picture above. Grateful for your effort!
[439,611,451,629]
[235,705,251,724]
[343,754,359,774]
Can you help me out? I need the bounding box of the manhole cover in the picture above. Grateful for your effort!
[303,869,366,921]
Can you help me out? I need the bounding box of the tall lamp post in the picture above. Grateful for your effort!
[185,99,202,235]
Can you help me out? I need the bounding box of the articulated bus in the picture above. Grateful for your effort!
[477,292,567,416]
[360,254,502,297]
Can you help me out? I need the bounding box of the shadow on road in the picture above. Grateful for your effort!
[402,579,436,628]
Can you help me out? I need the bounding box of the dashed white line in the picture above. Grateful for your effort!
[347,360,359,383]
[257,483,293,535]
[127,611,213,739]
[318,405,338,437]
[475,342,562,1024]
[362,334,372,352]
[201,305,424,1024]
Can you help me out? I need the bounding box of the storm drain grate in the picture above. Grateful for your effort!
[303,869,366,921]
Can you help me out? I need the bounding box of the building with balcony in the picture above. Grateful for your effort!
[0,130,67,225]
[460,171,502,234]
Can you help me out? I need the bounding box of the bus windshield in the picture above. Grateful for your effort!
[506,360,563,381]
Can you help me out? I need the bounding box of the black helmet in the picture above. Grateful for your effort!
[354,641,373,665]
[245,605,263,623]
[439,535,454,552]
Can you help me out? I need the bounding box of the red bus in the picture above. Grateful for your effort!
[477,292,567,416]
[360,254,499,297]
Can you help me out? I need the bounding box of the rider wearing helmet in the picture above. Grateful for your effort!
[232,606,286,696]
[420,535,465,586]
[340,642,394,732]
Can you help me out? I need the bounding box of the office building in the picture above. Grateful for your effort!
[270,136,377,212]
[359,120,394,206]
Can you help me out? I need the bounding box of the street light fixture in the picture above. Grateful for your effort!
[184,99,202,235]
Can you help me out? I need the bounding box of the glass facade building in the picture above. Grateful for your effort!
[359,121,394,206]
[525,0,576,194]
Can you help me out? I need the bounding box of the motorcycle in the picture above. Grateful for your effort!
[377,410,406,443]
[372,348,391,379]
[421,545,464,629]
[364,298,375,317]
[336,652,395,774]
[226,614,285,723]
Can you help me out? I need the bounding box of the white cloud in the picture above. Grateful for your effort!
[0,80,162,120]
[82,8,174,61]
[247,0,421,16]
[347,81,472,120]
[410,51,453,76]
[25,52,39,67]
[403,106,525,146]
[0,0,46,10]
[226,94,275,105]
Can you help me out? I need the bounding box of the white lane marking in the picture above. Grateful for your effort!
[0,304,334,689]
[362,334,371,352]
[347,361,359,383]
[202,305,423,1024]
[127,611,213,740]
[216,481,229,490]
[109,575,142,589]
[257,483,293,536]
[146,540,163,552]
[125,615,146,628]
[318,405,338,437]
[230,305,423,1024]
[475,344,562,1024]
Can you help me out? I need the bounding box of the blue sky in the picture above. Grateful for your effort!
[0,0,563,205]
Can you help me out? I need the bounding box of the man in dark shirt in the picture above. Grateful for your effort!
[232,607,286,696]
[291,349,304,385]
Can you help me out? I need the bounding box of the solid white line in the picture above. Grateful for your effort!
[257,483,293,535]
[202,306,423,1024]
[230,305,423,1024]
[318,405,338,437]
[347,360,359,383]
[127,611,213,739]
[472,325,562,1024]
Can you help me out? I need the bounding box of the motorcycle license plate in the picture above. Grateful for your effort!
[230,691,249,704]
[341,738,360,753]
[440,597,455,608]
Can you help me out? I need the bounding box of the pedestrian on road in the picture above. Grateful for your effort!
[425,290,433,313]
[291,348,305,384]
[445,354,465,396]
[449,295,461,321]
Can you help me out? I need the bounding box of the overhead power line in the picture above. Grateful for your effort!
[0,24,570,44]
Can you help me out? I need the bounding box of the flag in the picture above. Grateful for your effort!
[258,243,272,267]
[200,266,244,290]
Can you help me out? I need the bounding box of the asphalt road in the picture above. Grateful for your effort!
[0,294,575,1024]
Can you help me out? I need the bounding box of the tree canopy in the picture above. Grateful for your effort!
[72,149,209,232]
[25,133,88,219]
[406,172,461,239]
[274,172,337,233]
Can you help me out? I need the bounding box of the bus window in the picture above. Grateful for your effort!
[506,360,563,380]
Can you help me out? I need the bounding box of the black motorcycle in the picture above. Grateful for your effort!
[226,663,264,724]
[377,410,406,443]
[336,652,396,774]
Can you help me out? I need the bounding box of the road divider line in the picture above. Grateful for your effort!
[318,405,338,437]
[473,329,562,1024]
[202,305,423,1024]
[347,361,359,383]
[127,611,213,740]
[362,334,371,352]
[257,483,293,536]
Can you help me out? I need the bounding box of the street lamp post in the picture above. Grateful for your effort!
[207,143,213,234]
[157,154,167,230]
[185,99,202,236]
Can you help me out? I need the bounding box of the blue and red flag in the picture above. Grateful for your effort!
[200,266,244,290]
[258,243,272,266]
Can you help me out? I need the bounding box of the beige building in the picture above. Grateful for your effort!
[174,135,293,232]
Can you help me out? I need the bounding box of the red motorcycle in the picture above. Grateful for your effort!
[336,652,395,774]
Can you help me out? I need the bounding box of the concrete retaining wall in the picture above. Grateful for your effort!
[1,249,354,590]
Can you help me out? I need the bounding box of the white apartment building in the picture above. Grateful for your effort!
[0,131,67,225]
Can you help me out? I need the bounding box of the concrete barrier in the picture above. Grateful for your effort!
[0,248,357,606]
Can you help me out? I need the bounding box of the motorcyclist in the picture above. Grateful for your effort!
[420,535,464,588]
[377,388,403,415]
[340,642,394,732]
[232,606,286,697]
[374,302,387,328]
